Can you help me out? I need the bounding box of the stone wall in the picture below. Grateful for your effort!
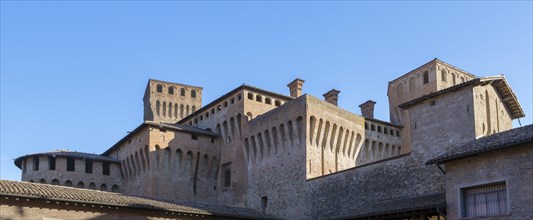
[144,79,203,123]
[444,143,533,219]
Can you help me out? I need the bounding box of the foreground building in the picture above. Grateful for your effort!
[7,58,530,219]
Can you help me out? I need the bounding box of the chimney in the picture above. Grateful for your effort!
[323,89,340,106]
[287,78,305,98]
[359,100,376,118]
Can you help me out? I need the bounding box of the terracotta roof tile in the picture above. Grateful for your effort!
[0,180,274,219]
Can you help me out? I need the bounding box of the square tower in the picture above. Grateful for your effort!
[143,79,203,123]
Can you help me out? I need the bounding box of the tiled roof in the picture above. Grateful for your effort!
[14,150,119,169]
[334,193,446,219]
[0,180,273,219]
[399,76,525,119]
[427,124,533,165]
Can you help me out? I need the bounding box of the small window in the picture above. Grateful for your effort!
[51,179,60,185]
[200,115,203,121]
[103,162,110,175]
[217,105,222,111]
[423,71,429,84]
[64,180,73,187]
[256,95,262,102]
[430,100,436,106]
[384,128,388,134]
[377,126,382,133]
[222,162,232,188]
[230,98,235,104]
[191,134,198,140]
[237,94,242,100]
[206,112,209,118]
[169,87,174,94]
[191,90,197,98]
[364,123,368,130]
[111,185,120,193]
[409,77,416,91]
[67,157,75,172]
[275,100,281,106]
[461,182,508,218]
[211,109,215,114]
[48,156,56,170]
[32,156,39,171]
[85,159,93,174]
[396,130,400,137]
[224,101,228,107]
[248,93,254,100]
[370,124,375,131]
[181,88,186,96]
[100,184,107,191]
[156,84,163,93]
[265,98,272,105]
[211,137,215,143]
[441,70,447,82]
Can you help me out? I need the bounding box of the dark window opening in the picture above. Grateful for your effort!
[224,101,228,107]
[377,126,382,133]
[191,90,197,98]
[191,134,198,140]
[237,94,242,100]
[256,95,262,102]
[224,169,231,187]
[423,71,429,84]
[168,87,174,94]
[396,130,400,137]
[32,156,39,171]
[230,98,235,104]
[384,128,388,134]
[248,93,254,100]
[103,162,110,175]
[261,196,268,212]
[211,137,215,143]
[85,159,93,174]
[156,84,163,93]
[180,88,186,96]
[265,98,272,105]
[67,157,75,172]
[370,124,375,131]
[365,123,368,130]
[430,100,436,106]
[275,100,281,106]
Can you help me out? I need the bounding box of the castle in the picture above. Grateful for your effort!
[10,58,528,219]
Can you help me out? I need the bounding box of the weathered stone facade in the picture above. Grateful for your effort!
[13,58,526,219]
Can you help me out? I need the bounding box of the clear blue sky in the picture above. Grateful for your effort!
[1,1,531,181]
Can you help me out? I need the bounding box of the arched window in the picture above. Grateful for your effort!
[39,179,46,184]
[162,102,167,117]
[191,90,197,98]
[423,71,429,84]
[100,184,107,191]
[76,181,85,188]
[89,182,96,190]
[396,83,403,97]
[156,101,161,116]
[168,87,174,94]
[265,98,272,105]
[441,69,447,82]
[452,73,457,85]
[461,76,465,83]
[51,179,60,185]
[156,84,163,93]
[409,77,416,91]
[64,180,73,187]
[111,185,119,192]
[168,102,173,117]
[180,88,186,96]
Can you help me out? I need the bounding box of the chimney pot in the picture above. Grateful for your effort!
[359,100,376,118]
[287,78,305,98]
[323,89,340,106]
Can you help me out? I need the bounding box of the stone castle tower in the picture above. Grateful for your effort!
[143,79,203,123]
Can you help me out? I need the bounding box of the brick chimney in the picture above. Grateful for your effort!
[359,100,376,118]
[323,89,340,106]
[287,78,305,98]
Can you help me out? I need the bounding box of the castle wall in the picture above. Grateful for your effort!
[473,84,513,137]
[241,95,308,219]
[21,156,121,192]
